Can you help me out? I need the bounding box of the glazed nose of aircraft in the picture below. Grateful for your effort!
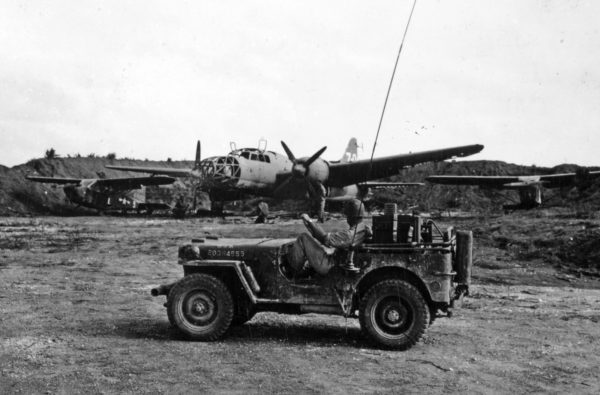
[199,156,240,184]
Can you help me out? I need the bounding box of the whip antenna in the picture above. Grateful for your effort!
[369,0,418,165]
[350,0,418,248]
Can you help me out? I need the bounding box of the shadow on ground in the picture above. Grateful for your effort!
[105,316,367,348]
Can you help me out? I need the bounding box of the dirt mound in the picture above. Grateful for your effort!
[371,161,600,213]
[476,215,600,276]
[0,156,192,216]
[557,228,600,272]
[2,156,600,216]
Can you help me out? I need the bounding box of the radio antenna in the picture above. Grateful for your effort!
[368,0,418,165]
[350,0,418,251]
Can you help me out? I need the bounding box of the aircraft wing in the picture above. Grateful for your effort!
[428,170,600,189]
[426,175,522,187]
[358,181,424,188]
[537,170,600,188]
[26,176,82,185]
[327,144,484,187]
[105,165,193,178]
[93,176,175,190]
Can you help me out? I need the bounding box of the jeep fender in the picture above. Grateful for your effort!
[181,260,273,305]
[356,266,433,308]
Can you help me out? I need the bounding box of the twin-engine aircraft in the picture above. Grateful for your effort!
[25,174,175,213]
[107,139,483,219]
[427,170,600,210]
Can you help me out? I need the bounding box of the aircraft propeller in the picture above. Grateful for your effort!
[280,141,327,178]
[275,141,327,201]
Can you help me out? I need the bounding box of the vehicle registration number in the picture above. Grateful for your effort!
[206,249,246,258]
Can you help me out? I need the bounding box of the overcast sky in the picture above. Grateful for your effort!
[1,0,599,168]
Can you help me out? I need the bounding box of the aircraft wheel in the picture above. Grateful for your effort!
[167,274,234,340]
[359,279,429,350]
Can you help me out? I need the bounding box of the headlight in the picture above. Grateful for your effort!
[178,244,201,260]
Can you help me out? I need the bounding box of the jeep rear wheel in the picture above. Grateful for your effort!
[359,279,430,350]
[167,273,234,340]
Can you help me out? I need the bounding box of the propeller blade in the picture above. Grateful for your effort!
[304,146,327,167]
[273,175,294,197]
[305,178,317,197]
[192,140,202,172]
[280,141,296,162]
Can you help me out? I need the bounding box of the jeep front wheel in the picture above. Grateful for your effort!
[167,274,234,341]
[359,279,430,350]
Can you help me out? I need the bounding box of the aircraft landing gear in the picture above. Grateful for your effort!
[211,201,225,218]
[255,202,269,224]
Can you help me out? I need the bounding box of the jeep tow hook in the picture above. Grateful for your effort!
[150,282,176,297]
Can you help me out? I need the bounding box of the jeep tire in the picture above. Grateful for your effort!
[167,273,234,341]
[359,279,430,350]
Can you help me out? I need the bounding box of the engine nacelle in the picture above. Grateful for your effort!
[304,158,329,184]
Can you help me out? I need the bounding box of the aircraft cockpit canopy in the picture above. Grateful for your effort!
[230,148,271,163]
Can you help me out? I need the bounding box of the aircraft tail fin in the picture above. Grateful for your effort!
[340,137,359,163]
[194,140,201,169]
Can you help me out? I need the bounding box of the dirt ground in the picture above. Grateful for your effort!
[1,213,599,394]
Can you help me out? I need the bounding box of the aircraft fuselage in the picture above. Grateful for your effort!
[198,148,365,203]
[200,149,290,189]
[62,180,145,211]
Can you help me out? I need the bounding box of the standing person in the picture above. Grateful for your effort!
[288,199,371,275]
[254,201,269,224]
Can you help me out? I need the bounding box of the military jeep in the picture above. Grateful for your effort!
[151,214,473,350]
